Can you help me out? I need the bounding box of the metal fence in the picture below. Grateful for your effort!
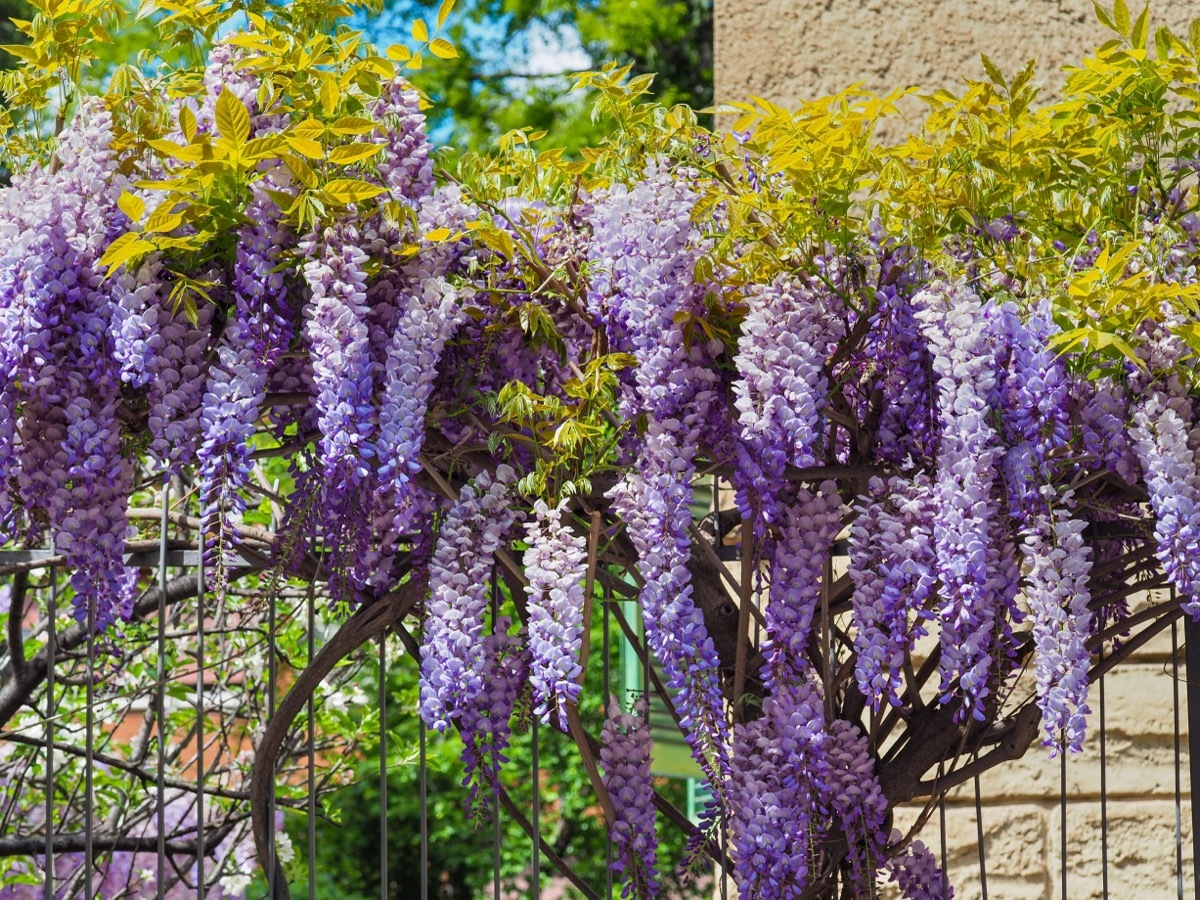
[1,483,1199,899]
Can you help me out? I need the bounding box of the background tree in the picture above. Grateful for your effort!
[360,0,712,151]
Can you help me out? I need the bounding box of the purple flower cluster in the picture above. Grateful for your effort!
[761,481,843,690]
[419,466,524,730]
[819,719,888,889]
[849,474,939,710]
[728,678,827,896]
[367,77,435,207]
[733,275,842,516]
[866,277,934,467]
[523,499,587,731]
[302,226,376,487]
[888,841,952,900]
[1021,494,1094,751]
[609,424,730,780]
[600,697,659,899]
[1079,377,1138,485]
[1130,390,1200,617]
[914,283,1005,721]
[459,617,527,815]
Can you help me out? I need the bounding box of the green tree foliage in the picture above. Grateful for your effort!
[362,0,712,151]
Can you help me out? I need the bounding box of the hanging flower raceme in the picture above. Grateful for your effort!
[523,499,588,731]
[1130,389,1200,616]
[728,676,828,897]
[419,466,524,731]
[761,480,843,691]
[459,617,527,816]
[600,697,659,900]
[887,841,952,900]
[915,283,1006,722]
[819,719,889,890]
[849,474,939,710]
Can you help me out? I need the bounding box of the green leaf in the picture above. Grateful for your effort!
[98,233,151,275]
[328,143,383,165]
[1131,3,1149,48]
[117,191,145,223]
[1113,0,1130,35]
[323,179,388,204]
[430,38,458,60]
[215,89,251,145]
[980,54,1006,90]
[1094,1,1117,31]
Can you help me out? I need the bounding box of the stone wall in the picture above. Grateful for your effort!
[714,0,1200,141]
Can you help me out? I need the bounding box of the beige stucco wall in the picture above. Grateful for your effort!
[715,0,1200,141]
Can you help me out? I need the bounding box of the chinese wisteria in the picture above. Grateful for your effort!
[5,10,1200,898]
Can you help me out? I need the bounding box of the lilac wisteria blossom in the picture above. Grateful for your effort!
[419,466,524,730]
[600,697,659,899]
[762,481,843,690]
[591,163,730,777]
[1130,390,1200,616]
[523,499,588,731]
[915,283,1005,721]
[888,841,952,900]
[459,618,527,814]
[850,474,938,710]
[819,719,888,889]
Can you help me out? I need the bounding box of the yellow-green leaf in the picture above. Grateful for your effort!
[331,116,377,136]
[430,37,457,59]
[179,106,197,143]
[1113,0,1130,35]
[215,89,251,145]
[319,74,340,118]
[407,52,424,70]
[283,154,319,189]
[411,18,429,42]
[98,232,150,275]
[145,206,185,234]
[424,227,452,242]
[329,143,383,165]
[323,179,388,204]
[437,0,455,29]
[285,135,324,159]
[1131,3,1149,48]
[386,43,411,62]
[118,191,145,223]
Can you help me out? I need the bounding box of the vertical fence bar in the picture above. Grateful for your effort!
[1060,743,1067,899]
[531,715,540,900]
[491,569,500,900]
[44,555,56,900]
[267,574,277,900]
[379,634,388,900]
[195,551,205,895]
[307,581,317,900]
[84,591,95,898]
[419,721,429,900]
[939,796,948,896]
[1099,644,1110,900]
[157,490,168,899]
[603,595,613,900]
[1186,615,1200,900]
[974,775,988,900]
[1174,619,1184,900]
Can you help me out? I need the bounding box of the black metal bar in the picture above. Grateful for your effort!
[267,570,277,900]
[196,549,206,895]
[44,555,55,900]
[1060,744,1067,899]
[1174,619,1184,900]
[939,796,948,897]
[603,594,613,900]
[307,578,316,900]
[420,721,429,900]
[975,775,988,900]
[491,568,500,900]
[531,715,540,900]
[1186,614,1200,900]
[1099,644,1110,900]
[0,549,267,568]
[85,589,95,899]
[379,634,388,900]
[157,490,168,900]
